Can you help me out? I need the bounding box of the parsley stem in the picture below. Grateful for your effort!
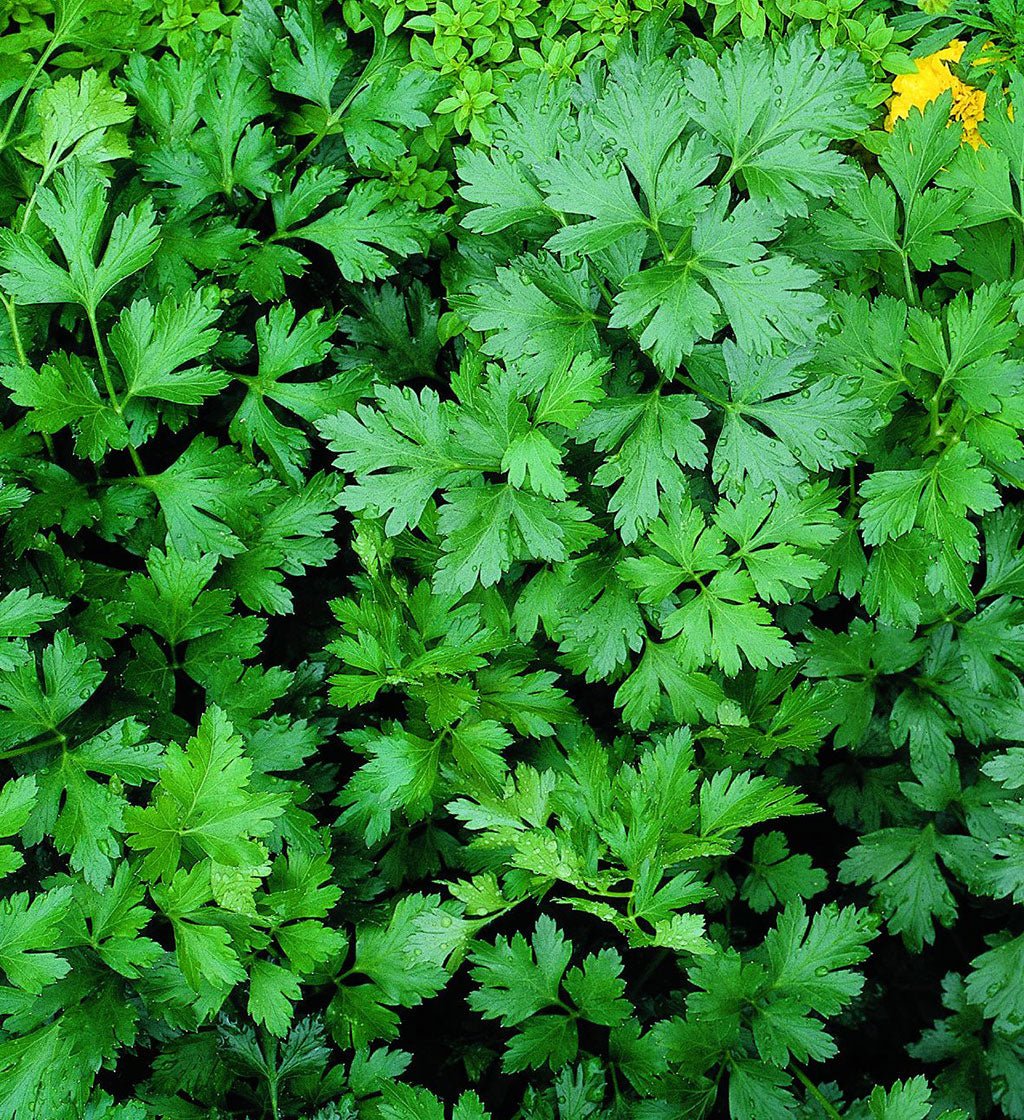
[928,390,941,439]
[248,51,385,230]
[0,292,55,458]
[609,1063,622,1108]
[283,50,384,177]
[674,371,729,409]
[652,220,673,261]
[86,304,146,476]
[267,1072,280,1120]
[0,38,58,155]
[0,730,65,760]
[592,274,617,311]
[791,1062,843,1120]
[900,252,917,307]
[1,294,27,368]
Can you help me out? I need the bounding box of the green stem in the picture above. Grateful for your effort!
[86,304,146,476]
[0,730,66,761]
[285,64,378,175]
[592,273,617,313]
[0,292,55,457]
[248,59,382,229]
[652,219,673,262]
[900,252,917,307]
[666,228,689,261]
[19,178,46,234]
[674,371,730,409]
[609,1063,622,1109]
[267,1073,280,1120]
[927,374,951,446]
[0,39,58,154]
[1,293,27,367]
[792,1062,843,1120]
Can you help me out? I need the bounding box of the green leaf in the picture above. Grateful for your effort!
[610,192,825,367]
[0,588,65,672]
[667,572,795,673]
[867,1076,967,1120]
[728,1060,798,1120]
[684,28,870,216]
[468,917,624,1072]
[539,149,650,255]
[110,291,225,405]
[230,302,344,482]
[319,385,467,534]
[0,352,128,461]
[965,933,1024,1034]
[860,443,1000,561]
[0,776,35,879]
[292,182,441,282]
[434,485,592,596]
[741,832,827,914]
[0,163,159,314]
[699,769,815,837]
[0,887,72,993]
[140,436,261,558]
[688,341,875,496]
[0,631,104,751]
[457,254,601,376]
[880,94,961,203]
[579,393,707,543]
[28,718,161,887]
[19,70,132,172]
[840,826,958,951]
[248,958,303,1036]
[327,894,454,1048]
[125,706,287,882]
[761,902,878,1016]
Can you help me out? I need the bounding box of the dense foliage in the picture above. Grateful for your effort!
[3,0,1024,1117]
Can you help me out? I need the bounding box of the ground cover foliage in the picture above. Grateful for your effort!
[3,0,1024,1117]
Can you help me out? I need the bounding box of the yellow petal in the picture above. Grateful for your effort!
[884,38,987,148]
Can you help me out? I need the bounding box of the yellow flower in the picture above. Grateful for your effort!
[885,40,987,149]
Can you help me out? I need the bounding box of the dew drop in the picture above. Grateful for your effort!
[752,264,770,276]
[439,914,453,928]
[800,388,812,399]
[512,149,524,160]
[774,98,783,108]
[815,427,828,440]
[617,147,628,160]
[773,84,783,95]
